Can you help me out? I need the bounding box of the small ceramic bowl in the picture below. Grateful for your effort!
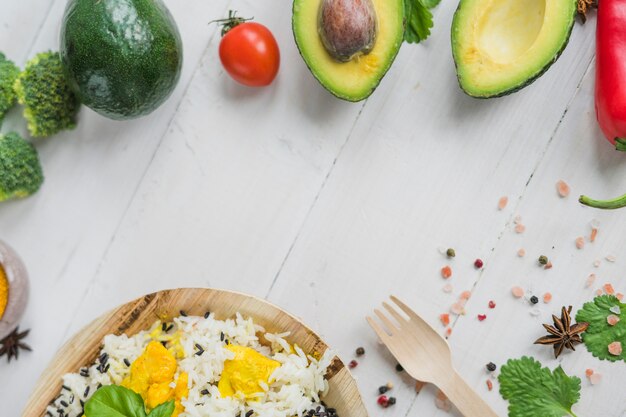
[0,240,29,340]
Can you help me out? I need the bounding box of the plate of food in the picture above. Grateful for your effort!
[23,288,367,417]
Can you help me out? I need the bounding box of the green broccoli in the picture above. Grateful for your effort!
[13,51,79,137]
[0,53,20,125]
[0,132,44,201]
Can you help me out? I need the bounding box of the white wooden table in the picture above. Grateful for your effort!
[2,1,626,416]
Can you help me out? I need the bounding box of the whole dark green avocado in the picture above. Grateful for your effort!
[60,0,183,120]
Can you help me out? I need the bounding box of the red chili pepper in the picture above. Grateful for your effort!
[596,0,626,151]
[580,2,626,209]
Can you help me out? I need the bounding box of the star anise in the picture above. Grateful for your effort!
[0,327,32,362]
[577,0,598,24]
[534,306,588,358]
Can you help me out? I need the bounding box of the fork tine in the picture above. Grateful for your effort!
[382,301,408,327]
[390,295,421,322]
[374,309,399,334]
[366,316,391,343]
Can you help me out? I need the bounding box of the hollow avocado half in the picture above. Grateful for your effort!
[293,0,405,102]
[451,0,577,98]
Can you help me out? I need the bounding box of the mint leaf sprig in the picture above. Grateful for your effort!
[499,357,581,417]
[577,295,626,362]
[84,385,175,417]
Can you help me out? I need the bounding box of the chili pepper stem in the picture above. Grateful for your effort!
[615,138,626,152]
[579,193,626,209]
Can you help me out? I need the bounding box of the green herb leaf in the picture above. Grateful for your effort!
[404,0,433,43]
[85,386,147,417]
[419,0,441,9]
[148,400,175,417]
[498,357,581,417]
[576,295,626,362]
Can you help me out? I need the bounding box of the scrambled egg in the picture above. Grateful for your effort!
[122,341,188,416]
[218,345,280,399]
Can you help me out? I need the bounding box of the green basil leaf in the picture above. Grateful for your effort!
[147,400,176,417]
[84,385,147,417]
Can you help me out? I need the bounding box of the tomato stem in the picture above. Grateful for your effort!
[210,10,254,36]
[579,193,626,210]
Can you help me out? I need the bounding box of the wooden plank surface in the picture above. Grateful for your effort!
[1,0,624,416]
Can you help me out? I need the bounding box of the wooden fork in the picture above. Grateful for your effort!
[367,296,499,417]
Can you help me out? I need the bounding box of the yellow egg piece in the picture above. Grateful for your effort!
[218,345,280,399]
[122,341,188,416]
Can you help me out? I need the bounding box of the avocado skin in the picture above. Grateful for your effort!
[60,0,183,120]
[451,0,576,99]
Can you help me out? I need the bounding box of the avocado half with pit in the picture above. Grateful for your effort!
[293,0,405,102]
[451,0,577,98]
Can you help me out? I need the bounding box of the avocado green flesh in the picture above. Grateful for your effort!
[293,0,404,102]
[60,0,183,120]
[452,0,576,98]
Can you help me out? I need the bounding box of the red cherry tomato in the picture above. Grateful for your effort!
[219,21,280,87]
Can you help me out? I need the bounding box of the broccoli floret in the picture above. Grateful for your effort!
[13,51,79,137]
[0,132,44,201]
[0,53,20,124]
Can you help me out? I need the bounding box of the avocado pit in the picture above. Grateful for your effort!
[318,0,378,62]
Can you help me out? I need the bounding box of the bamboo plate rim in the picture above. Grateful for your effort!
[23,287,369,417]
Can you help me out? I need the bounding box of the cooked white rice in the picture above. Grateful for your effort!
[46,313,335,417]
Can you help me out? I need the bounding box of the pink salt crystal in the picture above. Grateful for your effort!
[596,289,604,296]
[607,315,620,326]
[498,196,508,210]
[617,293,624,301]
[585,274,596,288]
[442,283,454,293]
[585,369,594,378]
[556,180,571,198]
[575,237,585,249]
[606,254,617,263]
[460,290,472,300]
[445,327,452,337]
[608,341,623,356]
[517,248,526,257]
[594,259,601,268]
[515,224,526,234]
[435,390,451,412]
[604,283,615,295]
[589,372,602,385]
[450,300,466,315]
[511,286,525,298]
[543,292,552,303]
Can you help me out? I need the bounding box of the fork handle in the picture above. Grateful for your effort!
[440,371,499,417]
